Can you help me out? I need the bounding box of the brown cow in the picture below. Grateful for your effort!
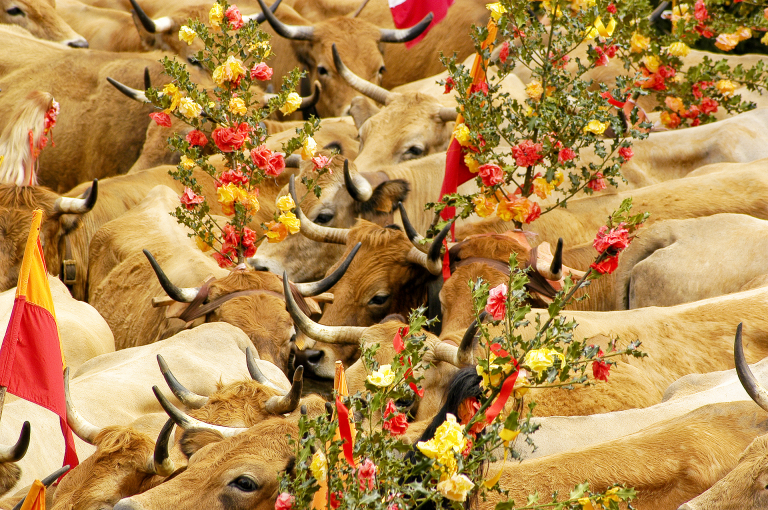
[0,0,87,46]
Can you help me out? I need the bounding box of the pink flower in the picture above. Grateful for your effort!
[511,140,543,167]
[219,168,248,187]
[593,46,608,67]
[275,493,294,510]
[357,458,376,491]
[478,163,504,186]
[251,62,273,81]
[485,283,507,320]
[700,97,719,114]
[498,41,509,63]
[225,5,244,29]
[558,147,576,164]
[618,146,633,162]
[250,144,273,169]
[266,152,285,177]
[180,187,204,210]
[212,123,250,152]
[311,154,330,171]
[149,111,172,127]
[593,224,630,254]
[604,45,618,58]
[694,0,708,21]
[587,172,607,192]
[444,76,455,94]
[186,130,208,147]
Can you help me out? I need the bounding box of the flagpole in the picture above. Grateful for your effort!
[0,386,6,422]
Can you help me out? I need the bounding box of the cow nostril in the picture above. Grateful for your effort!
[306,349,324,365]
[68,39,89,48]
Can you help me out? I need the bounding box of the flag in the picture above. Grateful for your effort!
[20,480,45,510]
[388,0,454,48]
[0,209,79,474]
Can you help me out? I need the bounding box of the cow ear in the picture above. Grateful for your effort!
[179,429,225,459]
[349,97,380,130]
[356,179,410,221]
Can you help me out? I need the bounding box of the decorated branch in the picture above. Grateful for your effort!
[144,1,320,267]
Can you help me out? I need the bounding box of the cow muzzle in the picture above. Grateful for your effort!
[114,499,145,510]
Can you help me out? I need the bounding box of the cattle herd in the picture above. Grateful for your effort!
[0,0,767,508]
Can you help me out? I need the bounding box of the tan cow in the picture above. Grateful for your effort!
[0,0,87,46]
[56,0,141,52]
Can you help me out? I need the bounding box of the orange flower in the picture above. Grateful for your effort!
[265,221,288,243]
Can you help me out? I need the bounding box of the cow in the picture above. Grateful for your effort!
[0,90,56,187]
[0,0,87,47]
[56,0,141,52]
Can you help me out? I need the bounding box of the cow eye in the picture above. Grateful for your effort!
[317,65,328,76]
[379,65,386,75]
[404,146,424,159]
[368,293,390,306]
[230,475,259,492]
[6,6,24,15]
[314,212,333,225]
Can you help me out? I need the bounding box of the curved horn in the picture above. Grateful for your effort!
[0,422,30,463]
[246,346,287,394]
[65,367,101,445]
[12,465,70,510]
[398,202,426,251]
[54,179,98,214]
[242,0,282,23]
[343,160,373,202]
[152,386,247,436]
[144,67,151,90]
[332,44,394,105]
[157,355,209,409]
[289,175,350,245]
[293,243,361,296]
[648,1,669,23]
[145,418,175,476]
[265,366,303,414]
[256,0,314,40]
[301,81,322,109]
[735,323,768,413]
[405,221,452,276]
[129,0,156,33]
[143,249,199,303]
[538,238,563,281]
[352,0,370,17]
[439,107,457,123]
[457,312,488,367]
[107,76,149,103]
[284,272,366,345]
[379,12,433,43]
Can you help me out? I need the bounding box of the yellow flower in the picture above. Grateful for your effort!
[243,191,260,214]
[180,155,195,170]
[665,96,684,113]
[496,197,534,223]
[532,177,554,199]
[524,348,563,374]
[276,194,295,212]
[473,196,495,218]
[195,236,211,252]
[570,0,595,10]
[301,136,317,160]
[310,451,327,480]
[762,32,768,46]
[583,119,607,135]
[643,55,660,73]
[668,41,690,57]
[514,369,530,398]
[162,83,182,113]
[213,56,246,86]
[485,2,506,21]
[464,153,479,173]
[736,26,752,42]
[552,170,564,187]
[670,3,690,23]
[525,80,543,101]
[453,123,471,146]
[499,428,520,443]
[433,413,466,453]
[209,2,224,27]
[208,101,216,109]
[179,25,196,45]
[228,97,246,115]
[248,40,271,55]
[630,32,650,53]
[715,33,740,52]
[578,497,595,510]
[476,353,513,390]
[603,487,621,503]
[280,92,302,115]
[367,364,396,387]
[278,211,300,234]
[178,97,202,118]
[541,0,563,17]
[437,473,474,502]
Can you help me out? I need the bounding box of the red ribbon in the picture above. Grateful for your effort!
[335,396,355,467]
[483,359,520,425]
[392,327,425,397]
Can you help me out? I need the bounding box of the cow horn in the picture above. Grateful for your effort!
[405,221,452,276]
[439,107,457,123]
[332,44,394,105]
[246,347,287,394]
[145,418,175,476]
[284,272,366,345]
[256,0,314,40]
[143,250,200,303]
[107,76,148,103]
[735,323,768,413]
[144,67,152,90]
[432,341,460,366]
[292,243,361,296]
[398,202,426,251]
[289,175,350,245]
[351,0,370,17]
[152,386,248,437]
[157,355,209,409]
[242,0,282,23]
[379,12,433,43]
[64,367,101,445]
[539,238,563,281]
[343,160,373,202]
[54,179,98,214]
[129,0,157,33]
[457,312,487,367]
[265,366,303,414]
[12,465,70,510]
[0,422,30,463]
[648,1,669,23]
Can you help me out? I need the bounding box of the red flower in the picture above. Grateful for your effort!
[604,45,618,58]
[444,76,454,94]
[149,112,172,127]
[382,400,409,436]
[593,224,630,254]
[606,3,616,13]
[592,349,611,381]
[512,140,543,167]
[700,97,719,115]
[275,493,294,510]
[180,187,204,210]
[526,201,541,223]
[694,0,708,21]
[357,458,376,491]
[691,118,701,127]
[485,283,507,320]
[219,168,248,187]
[478,163,504,186]
[212,123,250,152]
[490,343,510,357]
[470,81,489,96]
[593,46,608,67]
[558,147,576,164]
[330,492,341,509]
[618,146,633,162]
[250,62,273,81]
[266,152,285,177]
[658,65,676,79]
[242,227,257,257]
[223,223,240,247]
[694,24,713,38]
[213,252,234,268]
[312,154,330,171]
[225,5,244,29]
[682,104,701,119]
[587,172,607,192]
[186,130,208,147]
[590,255,619,275]
[498,41,509,63]
[250,144,273,169]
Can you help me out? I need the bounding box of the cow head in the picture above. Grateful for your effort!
[333,47,457,169]
[249,162,409,281]
[0,0,87,47]
[0,180,97,292]
[257,0,432,117]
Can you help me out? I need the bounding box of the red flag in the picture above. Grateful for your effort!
[388,0,454,48]
[0,210,79,474]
